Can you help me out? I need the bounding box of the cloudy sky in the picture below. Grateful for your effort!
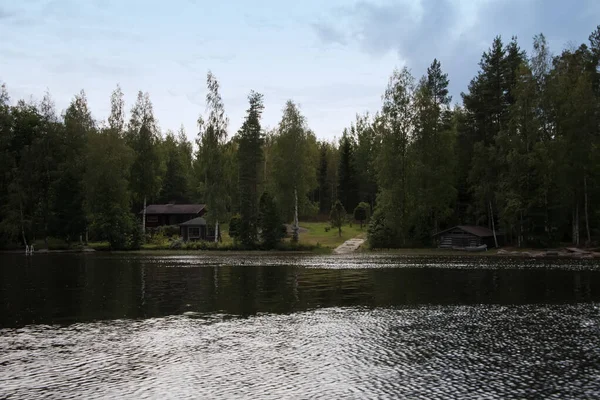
[1,0,599,141]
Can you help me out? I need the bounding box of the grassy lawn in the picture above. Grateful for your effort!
[295,221,367,249]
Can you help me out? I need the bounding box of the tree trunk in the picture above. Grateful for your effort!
[142,196,147,233]
[338,226,341,237]
[572,205,580,246]
[20,199,27,248]
[584,175,591,246]
[292,188,299,243]
[519,211,523,248]
[576,204,580,246]
[489,201,498,248]
[215,220,219,243]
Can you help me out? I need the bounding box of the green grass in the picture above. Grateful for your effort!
[295,221,367,249]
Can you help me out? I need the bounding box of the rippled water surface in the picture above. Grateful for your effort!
[2,253,600,399]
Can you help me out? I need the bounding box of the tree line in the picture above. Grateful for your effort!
[1,27,599,249]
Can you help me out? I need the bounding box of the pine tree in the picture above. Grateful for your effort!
[317,142,330,213]
[412,59,457,240]
[237,91,265,246]
[337,129,359,213]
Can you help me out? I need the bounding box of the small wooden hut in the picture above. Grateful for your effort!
[179,217,208,241]
[433,225,501,248]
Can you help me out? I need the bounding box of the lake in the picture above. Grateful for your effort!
[2,253,600,399]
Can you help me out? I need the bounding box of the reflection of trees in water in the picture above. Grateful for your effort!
[2,254,600,327]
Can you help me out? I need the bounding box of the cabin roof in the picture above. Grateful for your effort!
[433,225,496,238]
[140,204,206,215]
[179,217,207,226]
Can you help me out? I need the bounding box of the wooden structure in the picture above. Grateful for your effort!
[140,204,206,229]
[179,217,208,241]
[433,225,501,248]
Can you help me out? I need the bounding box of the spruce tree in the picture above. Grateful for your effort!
[337,129,359,213]
[237,91,265,246]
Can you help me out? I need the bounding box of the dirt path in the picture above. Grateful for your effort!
[333,237,366,254]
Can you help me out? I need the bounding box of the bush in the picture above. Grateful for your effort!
[367,208,399,248]
[157,225,180,238]
[258,192,285,249]
[169,239,184,249]
[354,202,370,229]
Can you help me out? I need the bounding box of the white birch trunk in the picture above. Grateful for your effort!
[215,220,219,243]
[142,196,147,233]
[489,201,498,248]
[19,199,27,249]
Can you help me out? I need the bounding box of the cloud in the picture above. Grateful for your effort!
[312,0,600,101]
[0,6,15,19]
[311,22,348,46]
[244,13,284,32]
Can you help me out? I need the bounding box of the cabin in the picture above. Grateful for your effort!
[433,225,503,248]
[179,217,208,241]
[140,203,206,229]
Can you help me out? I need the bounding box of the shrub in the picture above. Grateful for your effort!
[169,239,184,249]
[258,192,285,249]
[354,202,370,229]
[367,207,399,248]
[157,225,180,238]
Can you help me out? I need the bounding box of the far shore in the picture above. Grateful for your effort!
[3,246,599,259]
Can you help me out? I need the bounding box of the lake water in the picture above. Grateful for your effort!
[2,253,600,399]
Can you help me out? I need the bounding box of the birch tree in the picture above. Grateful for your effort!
[195,71,229,241]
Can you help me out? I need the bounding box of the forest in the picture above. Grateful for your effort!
[1,26,600,250]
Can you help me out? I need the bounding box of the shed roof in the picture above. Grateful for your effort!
[140,204,206,215]
[433,225,496,238]
[179,217,207,226]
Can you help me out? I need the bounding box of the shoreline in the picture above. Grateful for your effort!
[2,246,599,259]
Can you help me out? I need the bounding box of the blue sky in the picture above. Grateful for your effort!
[1,0,599,141]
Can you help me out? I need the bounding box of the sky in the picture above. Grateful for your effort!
[1,0,599,142]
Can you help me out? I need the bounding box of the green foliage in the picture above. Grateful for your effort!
[370,67,415,247]
[194,71,230,231]
[237,91,264,246]
[258,191,284,248]
[271,101,318,221]
[354,202,370,228]
[337,130,359,213]
[2,25,600,251]
[156,224,180,238]
[228,213,242,242]
[330,200,346,237]
[367,207,399,249]
[159,130,191,203]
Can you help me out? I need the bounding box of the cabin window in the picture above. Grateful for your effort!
[189,227,201,238]
[147,216,158,223]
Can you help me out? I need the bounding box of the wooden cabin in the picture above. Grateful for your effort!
[140,203,206,229]
[179,217,208,241]
[433,225,502,248]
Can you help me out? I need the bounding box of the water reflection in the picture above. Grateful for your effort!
[3,254,600,398]
[1,253,600,328]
